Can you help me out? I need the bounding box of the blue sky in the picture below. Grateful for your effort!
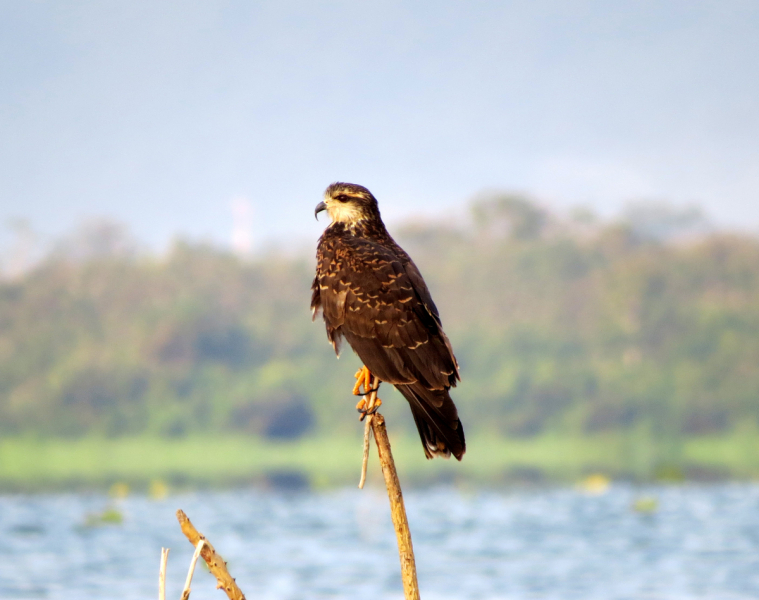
[1,1,758,252]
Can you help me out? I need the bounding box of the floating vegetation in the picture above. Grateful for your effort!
[149,479,169,500]
[654,465,685,483]
[109,482,130,498]
[83,506,124,527]
[632,496,659,513]
[578,473,611,495]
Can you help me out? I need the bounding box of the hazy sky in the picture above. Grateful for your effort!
[1,1,758,252]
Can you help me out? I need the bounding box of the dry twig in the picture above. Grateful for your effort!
[180,539,206,600]
[176,509,247,600]
[358,415,373,488]
[158,547,169,600]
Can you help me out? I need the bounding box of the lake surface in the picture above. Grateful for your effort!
[2,484,759,599]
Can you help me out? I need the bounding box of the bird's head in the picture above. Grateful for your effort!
[315,182,380,225]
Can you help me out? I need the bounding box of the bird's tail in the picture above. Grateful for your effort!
[395,383,466,461]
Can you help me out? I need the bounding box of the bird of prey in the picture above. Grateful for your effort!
[312,182,465,460]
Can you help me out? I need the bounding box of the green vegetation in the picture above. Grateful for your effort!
[1,195,759,488]
[2,431,757,491]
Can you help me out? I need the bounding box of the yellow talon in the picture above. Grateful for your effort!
[359,396,382,421]
[352,366,372,396]
[353,366,382,420]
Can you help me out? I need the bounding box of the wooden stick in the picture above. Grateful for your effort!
[176,510,247,600]
[158,547,169,600]
[371,412,421,600]
[180,539,206,600]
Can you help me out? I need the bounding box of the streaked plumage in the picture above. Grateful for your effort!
[311,182,465,460]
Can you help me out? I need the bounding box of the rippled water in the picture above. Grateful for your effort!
[2,484,759,599]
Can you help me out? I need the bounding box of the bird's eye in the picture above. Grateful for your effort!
[336,194,349,203]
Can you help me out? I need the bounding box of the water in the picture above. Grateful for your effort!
[2,484,759,599]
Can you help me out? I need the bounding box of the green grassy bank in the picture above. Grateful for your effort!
[2,429,758,492]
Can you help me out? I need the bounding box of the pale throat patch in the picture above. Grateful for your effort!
[326,197,367,225]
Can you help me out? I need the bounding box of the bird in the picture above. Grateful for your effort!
[311,182,465,460]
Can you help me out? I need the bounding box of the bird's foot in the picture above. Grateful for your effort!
[354,366,382,420]
[357,396,382,421]
[353,366,373,396]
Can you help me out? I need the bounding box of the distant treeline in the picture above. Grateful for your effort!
[2,195,758,447]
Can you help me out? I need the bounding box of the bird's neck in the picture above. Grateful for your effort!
[329,218,390,242]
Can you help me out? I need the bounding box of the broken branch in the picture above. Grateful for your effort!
[176,509,246,600]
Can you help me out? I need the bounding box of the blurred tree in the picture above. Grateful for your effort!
[622,201,710,242]
[1,198,758,460]
[54,218,139,262]
[471,193,548,240]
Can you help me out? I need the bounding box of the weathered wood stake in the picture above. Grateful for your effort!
[370,412,421,600]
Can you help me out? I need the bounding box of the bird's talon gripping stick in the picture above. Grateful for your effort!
[353,366,372,396]
[359,373,380,485]
[357,371,383,421]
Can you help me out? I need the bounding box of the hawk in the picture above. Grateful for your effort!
[312,182,465,460]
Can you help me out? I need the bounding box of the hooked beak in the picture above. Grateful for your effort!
[314,200,327,220]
